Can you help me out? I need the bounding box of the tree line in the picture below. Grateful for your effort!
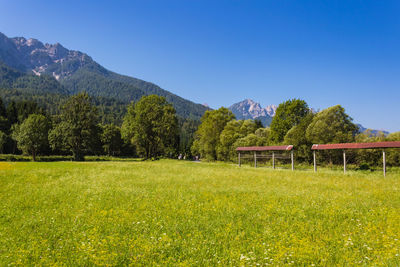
[191,99,400,168]
[1,94,398,167]
[0,93,194,161]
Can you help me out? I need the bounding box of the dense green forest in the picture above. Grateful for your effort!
[0,92,198,160]
[0,88,399,167]
[0,62,201,158]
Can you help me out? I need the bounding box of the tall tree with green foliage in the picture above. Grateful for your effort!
[306,105,358,164]
[49,92,100,161]
[191,107,235,160]
[11,114,50,161]
[217,119,259,161]
[121,102,136,144]
[269,99,309,143]
[101,124,123,156]
[120,102,137,156]
[122,95,179,159]
[306,105,357,144]
[284,112,314,162]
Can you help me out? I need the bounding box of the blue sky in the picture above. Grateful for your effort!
[0,0,399,131]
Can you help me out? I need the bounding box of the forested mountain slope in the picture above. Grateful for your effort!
[0,62,127,124]
[0,32,208,119]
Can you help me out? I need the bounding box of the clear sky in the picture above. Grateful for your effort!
[0,0,399,132]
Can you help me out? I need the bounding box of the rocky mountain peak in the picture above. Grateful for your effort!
[0,32,93,80]
[229,99,277,126]
[265,104,277,117]
[12,37,45,50]
[26,38,44,48]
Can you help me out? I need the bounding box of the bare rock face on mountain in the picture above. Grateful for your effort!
[0,33,92,79]
[229,99,277,126]
[265,104,277,117]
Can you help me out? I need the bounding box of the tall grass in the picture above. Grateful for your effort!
[0,160,399,265]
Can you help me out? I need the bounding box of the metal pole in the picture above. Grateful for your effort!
[272,152,275,169]
[291,150,294,171]
[383,150,386,177]
[238,152,241,167]
[313,150,317,172]
[343,150,346,174]
[254,151,257,168]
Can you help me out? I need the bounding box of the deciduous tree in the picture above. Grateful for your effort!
[122,95,179,159]
[306,105,358,164]
[11,114,50,161]
[306,105,357,144]
[269,99,309,143]
[191,107,235,160]
[284,113,314,162]
[49,92,100,161]
[217,119,258,161]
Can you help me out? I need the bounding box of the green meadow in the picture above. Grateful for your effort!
[0,160,399,266]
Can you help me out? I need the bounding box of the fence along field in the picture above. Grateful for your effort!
[237,141,400,176]
[0,160,399,265]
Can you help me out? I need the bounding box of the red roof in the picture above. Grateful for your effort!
[236,145,293,151]
[311,141,400,150]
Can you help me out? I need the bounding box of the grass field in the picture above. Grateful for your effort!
[0,160,399,265]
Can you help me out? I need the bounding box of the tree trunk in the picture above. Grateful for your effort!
[32,150,36,161]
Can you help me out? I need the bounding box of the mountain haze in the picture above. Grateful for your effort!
[0,32,208,119]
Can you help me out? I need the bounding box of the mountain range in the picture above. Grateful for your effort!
[0,32,208,120]
[229,99,276,126]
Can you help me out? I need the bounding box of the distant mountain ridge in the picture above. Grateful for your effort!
[229,99,390,135]
[0,32,208,119]
[357,124,389,137]
[229,99,277,126]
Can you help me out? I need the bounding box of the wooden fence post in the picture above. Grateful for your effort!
[343,150,346,174]
[254,151,257,168]
[291,150,294,171]
[383,150,386,177]
[313,150,317,172]
[238,152,241,167]
[272,152,275,169]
